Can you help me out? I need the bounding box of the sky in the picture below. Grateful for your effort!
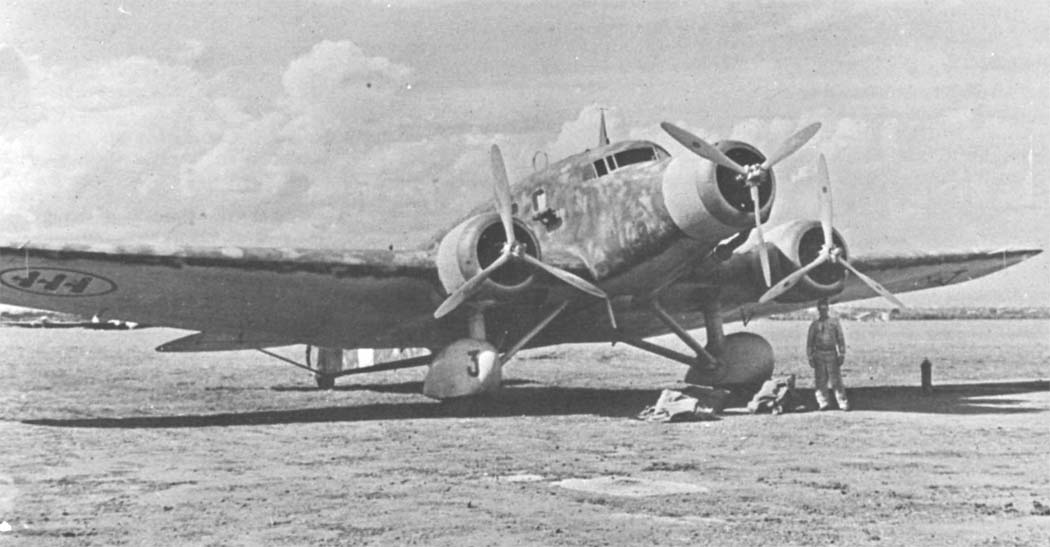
[0,0,1047,306]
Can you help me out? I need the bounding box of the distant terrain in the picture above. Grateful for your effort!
[770,307,1050,321]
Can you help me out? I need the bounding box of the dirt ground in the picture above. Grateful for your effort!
[1,320,1048,546]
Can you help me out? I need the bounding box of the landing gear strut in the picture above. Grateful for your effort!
[313,347,343,389]
[254,346,433,390]
[423,301,572,400]
[616,291,774,389]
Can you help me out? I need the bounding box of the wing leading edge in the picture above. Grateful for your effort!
[833,248,1043,305]
[725,247,1044,321]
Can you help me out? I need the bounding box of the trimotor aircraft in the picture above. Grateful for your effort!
[0,114,1040,399]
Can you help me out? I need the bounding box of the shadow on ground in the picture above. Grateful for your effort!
[846,380,1049,414]
[20,380,1047,429]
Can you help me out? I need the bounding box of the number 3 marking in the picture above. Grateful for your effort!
[466,350,480,377]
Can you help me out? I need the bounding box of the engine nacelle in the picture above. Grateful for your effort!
[662,140,775,243]
[436,212,542,301]
[758,220,849,303]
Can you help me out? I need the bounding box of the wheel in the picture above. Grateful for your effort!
[315,375,335,390]
[685,332,774,387]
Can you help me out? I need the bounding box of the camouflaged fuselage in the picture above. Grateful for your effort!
[437,140,734,296]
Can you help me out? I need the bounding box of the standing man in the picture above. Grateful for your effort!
[807,298,849,411]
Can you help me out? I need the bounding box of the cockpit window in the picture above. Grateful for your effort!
[586,145,663,180]
[593,159,608,177]
[613,147,657,168]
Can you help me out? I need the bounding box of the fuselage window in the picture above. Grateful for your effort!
[613,147,657,168]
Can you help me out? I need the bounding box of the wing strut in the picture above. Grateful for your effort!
[499,300,570,365]
[612,296,723,373]
[255,348,432,379]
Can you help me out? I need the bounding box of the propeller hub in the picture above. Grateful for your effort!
[508,241,527,260]
[743,164,765,185]
[717,146,773,213]
[477,219,537,286]
[797,225,847,286]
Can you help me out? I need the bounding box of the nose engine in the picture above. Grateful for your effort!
[660,121,822,286]
[661,140,775,244]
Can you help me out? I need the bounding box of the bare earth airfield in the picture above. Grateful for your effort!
[1,319,1047,546]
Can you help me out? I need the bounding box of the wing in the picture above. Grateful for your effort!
[831,249,1042,305]
[528,247,1042,345]
[721,248,1043,320]
[724,247,1043,321]
[0,242,446,349]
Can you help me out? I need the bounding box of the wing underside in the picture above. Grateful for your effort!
[0,243,446,349]
[1,243,1041,351]
[718,248,1043,321]
[530,248,1042,345]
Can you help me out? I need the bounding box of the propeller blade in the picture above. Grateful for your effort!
[605,298,618,330]
[758,252,830,304]
[751,184,771,286]
[817,153,834,248]
[521,254,607,299]
[433,253,511,319]
[838,258,906,309]
[760,122,822,170]
[490,144,516,245]
[660,122,748,176]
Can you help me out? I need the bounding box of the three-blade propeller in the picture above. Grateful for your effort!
[434,145,608,319]
[757,154,905,308]
[660,121,822,287]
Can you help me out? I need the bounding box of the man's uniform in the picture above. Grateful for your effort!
[807,314,849,410]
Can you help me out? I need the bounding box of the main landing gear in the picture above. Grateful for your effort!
[253,296,771,396]
[422,300,570,400]
[615,291,774,391]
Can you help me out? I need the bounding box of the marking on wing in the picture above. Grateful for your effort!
[0,267,117,297]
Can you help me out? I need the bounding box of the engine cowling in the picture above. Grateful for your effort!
[436,212,542,301]
[661,140,775,244]
[758,220,849,303]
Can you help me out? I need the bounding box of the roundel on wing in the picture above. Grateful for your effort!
[0,267,117,297]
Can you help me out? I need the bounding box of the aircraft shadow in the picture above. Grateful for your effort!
[21,380,1047,429]
[837,380,1050,415]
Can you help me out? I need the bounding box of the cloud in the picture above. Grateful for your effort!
[547,104,625,160]
[0,44,30,87]
[0,31,1044,263]
[0,39,526,249]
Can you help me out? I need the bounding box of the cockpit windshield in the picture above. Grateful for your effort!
[583,145,664,180]
[613,147,657,168]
